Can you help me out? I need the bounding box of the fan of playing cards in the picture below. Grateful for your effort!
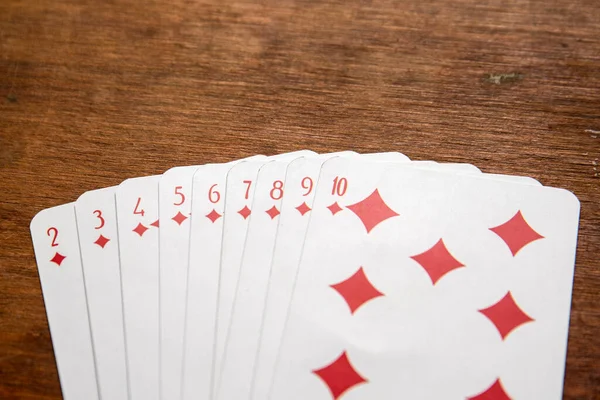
[30,150,580,400]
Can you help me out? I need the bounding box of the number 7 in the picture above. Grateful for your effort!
[243,180,252,200]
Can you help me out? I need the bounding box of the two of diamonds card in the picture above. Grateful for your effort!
[30,151,580,400]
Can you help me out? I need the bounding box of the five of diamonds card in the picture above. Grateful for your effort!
[29,150,580,400]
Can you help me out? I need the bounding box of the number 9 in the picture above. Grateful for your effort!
[301,177,313,196]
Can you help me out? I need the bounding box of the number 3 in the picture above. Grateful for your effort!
[93,210,105,229]
[47,227,59,247]
[174,186,185,206]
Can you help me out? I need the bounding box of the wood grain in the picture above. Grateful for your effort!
[1,0,598,398]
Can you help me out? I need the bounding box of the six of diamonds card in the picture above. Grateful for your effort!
[30,151,580,400]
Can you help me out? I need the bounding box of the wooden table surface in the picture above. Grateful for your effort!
[1,0,598,398]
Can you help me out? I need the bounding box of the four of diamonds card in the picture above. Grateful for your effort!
[30,150,580,400]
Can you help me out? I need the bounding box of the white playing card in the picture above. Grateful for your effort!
[213,150,315,395]
[252,156,486,400]
[271,159,579,399]
[181,156,269,400]
[75,187,129,400]
[218,152,357,400]
[116,176,161,400]
[159,156,267,400]
[30,204,99,400]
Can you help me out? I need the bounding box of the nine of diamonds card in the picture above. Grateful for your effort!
[29,151,580,400]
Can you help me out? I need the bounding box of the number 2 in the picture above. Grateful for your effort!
[174,186,185,206]
[133,197,145,216]
[93,210,105,229]
[243,180,252,199]
[47,227,59,247]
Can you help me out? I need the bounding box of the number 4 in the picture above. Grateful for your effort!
[133,197,145,216]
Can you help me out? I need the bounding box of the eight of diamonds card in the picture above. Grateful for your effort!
[271,158,579,399]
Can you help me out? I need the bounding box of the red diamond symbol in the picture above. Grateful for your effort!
[172,211,188,226]
[410,239,465,285]
[133,223,149,237]
[327,202,343,215]
[206,209,222,223]
[296,201,311,216]
[150,219,160,228]
[313,351,367,400]
[50,252,66,266]
[489,210,544,256]
[478,291,534,340]
[94,234,110,248]
[238,205,251,220]
[468,378,512,400]
[266,205,280,219]
[330,267,384,314]
[346,189,399,233]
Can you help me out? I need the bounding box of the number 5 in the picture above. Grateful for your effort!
[174,186,185,206]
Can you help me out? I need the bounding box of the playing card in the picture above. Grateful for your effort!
[251,157,487,400]
[30,204,99,400]
[115,176,161,400]
[217,152,357,400]
[160,156,266,400]
[271,159,579,399]
[75,187,128,400]
[212,150,315,395]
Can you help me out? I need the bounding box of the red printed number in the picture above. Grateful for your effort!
[174,186,185,206]
[133,197,145,216]
[301,177,313,196]
[208,184,220,204]
[270,180,284,200]
[47,227,59,247]
[332,176,348,196]
[243,180,252,200]
[93,210,105,229]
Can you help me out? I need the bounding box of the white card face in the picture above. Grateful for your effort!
[30,204,99,400]
[160,156,266,400]
[76,187,129,400]
[272,159,580,400]
[158,165,200,400]
[217,152,355,400]
[213,150,316,393]
[116,176,161,400]
[182,162,241,400]
[250,157,489,400]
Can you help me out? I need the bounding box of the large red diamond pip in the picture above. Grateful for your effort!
[489,210,543,256]
[330,267,384,314]
[312,351,367,400]
[478,291,534,340]
[467,378,512,400]
[410,239,465,285]
[346,189,399,233]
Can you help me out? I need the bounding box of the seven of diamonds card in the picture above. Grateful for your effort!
[28,152,581,400]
